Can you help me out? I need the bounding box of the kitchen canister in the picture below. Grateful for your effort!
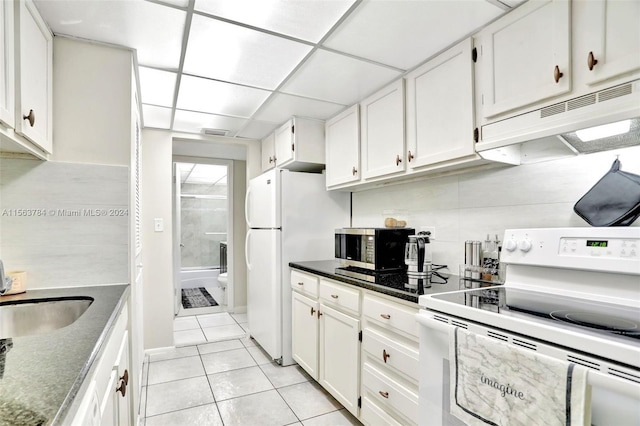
[3,271,27,295]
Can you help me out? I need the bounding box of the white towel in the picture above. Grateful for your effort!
[449,327,590,426]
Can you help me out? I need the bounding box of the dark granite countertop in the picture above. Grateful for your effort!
[289,260,462,304]
[0,284,130,426]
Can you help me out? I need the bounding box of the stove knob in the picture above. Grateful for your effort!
[518,239,532,252]
[504,239,517,252]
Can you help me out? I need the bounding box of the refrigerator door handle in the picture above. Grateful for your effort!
[245,187,251,227]
[245,230,252,271]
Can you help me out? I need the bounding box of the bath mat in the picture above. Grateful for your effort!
[181,287,218,309]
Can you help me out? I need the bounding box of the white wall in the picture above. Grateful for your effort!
[232,160,247,310]
[51,37,132,166]
[351,146,640,273]
[140,129,174,350]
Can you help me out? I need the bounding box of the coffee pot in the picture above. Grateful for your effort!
[405,231,432,287]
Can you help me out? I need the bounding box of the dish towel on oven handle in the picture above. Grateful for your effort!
[449,327,591,426]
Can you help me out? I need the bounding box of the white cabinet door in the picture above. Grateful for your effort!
[261,132,276,172]
[0,0,14,128]
[325,104,360,187]
[115,331,131,426]
[406,38,475,169]
[479,0,571,118]
[360,79,405,180]
[15,0,52,153]
[581,0,640,86]
[319,303,360,417]
[101,371,119,426]
[292,291,319,380]
[275,119,294,167]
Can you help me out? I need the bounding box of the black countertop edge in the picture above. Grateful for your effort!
[55,284,131,425]
[289,260,462,304]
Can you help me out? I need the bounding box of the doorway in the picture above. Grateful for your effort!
[172,159,234,317]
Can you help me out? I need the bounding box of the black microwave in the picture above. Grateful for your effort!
[335,228,415,271]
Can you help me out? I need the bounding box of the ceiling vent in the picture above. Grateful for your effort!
[202,128,229,137]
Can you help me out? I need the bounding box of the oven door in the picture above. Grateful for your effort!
[417,311,640,426]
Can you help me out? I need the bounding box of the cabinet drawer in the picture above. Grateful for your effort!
[363,294,418,338]
[291,270,319,298]
[362,362,419,424]
[360,395,404,426]
[362,328,418,380]
[320,279,360,315]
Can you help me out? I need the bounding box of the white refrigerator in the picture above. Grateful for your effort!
[245,168,350,366]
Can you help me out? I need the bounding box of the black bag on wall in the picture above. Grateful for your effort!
[574,158,640,227]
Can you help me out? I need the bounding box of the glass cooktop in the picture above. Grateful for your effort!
[430,287,640,343]
[334,265,450,295]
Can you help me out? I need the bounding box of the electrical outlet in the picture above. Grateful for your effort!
[420,226,436,240]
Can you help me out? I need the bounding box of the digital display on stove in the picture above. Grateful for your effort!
[586,240,608,247]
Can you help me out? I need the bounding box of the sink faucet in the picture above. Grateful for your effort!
[0,260,12,296]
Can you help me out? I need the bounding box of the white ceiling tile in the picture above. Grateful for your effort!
[177,75,272,117]
[280,49,402,105]
[34,0,186,69]
[254,93,346,124]
[153,0,190,9]
[139,67,177,107]
[142,104,173,129]
[193,0,356,43]
[173,109,248,135]
[234,121,280,140]
[235,120,280,139]
[323,0,505,70]
[183,14,313,89]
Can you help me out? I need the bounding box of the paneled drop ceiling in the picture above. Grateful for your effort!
[34,0,520,141]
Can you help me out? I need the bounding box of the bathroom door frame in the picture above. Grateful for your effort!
[172,156,234,315]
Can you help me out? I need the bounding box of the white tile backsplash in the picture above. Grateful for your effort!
[0,158,129,288]
[352,146,640,273]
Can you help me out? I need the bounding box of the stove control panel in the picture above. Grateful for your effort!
[501,228,640,275]
[559,237,638,259]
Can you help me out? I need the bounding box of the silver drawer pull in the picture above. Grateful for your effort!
[331,294,339,299]
[379,391,389,398]
[297,282,304,286]
[380,314,391,320]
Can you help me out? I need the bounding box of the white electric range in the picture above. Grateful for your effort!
[417,227,640,426]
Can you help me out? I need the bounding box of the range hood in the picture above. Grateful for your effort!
[477,79,640,159]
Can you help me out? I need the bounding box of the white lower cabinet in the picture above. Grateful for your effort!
[291,272,361,418]
[71,302,132,426]
[291,269,420,425]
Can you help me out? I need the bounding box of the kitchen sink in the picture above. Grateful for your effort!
[0,297,93,339]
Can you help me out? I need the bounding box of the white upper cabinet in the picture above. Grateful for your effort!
[405,38,475,169]
[14,0,53,153]
[360,79,405,180]
[578,0,640,86]
[261,132,275,172]
[274,116,325,172]
[325,104,360,188]
[0,0,14,128]
[478,0,571,119]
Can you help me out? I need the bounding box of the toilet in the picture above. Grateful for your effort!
[217,272,228,305]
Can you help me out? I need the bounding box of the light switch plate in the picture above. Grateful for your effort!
[154,218,164,232]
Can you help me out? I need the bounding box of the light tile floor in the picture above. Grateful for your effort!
[174,312,248,346]
[141,329,362,425]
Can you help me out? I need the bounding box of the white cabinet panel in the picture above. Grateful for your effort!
[15,0,53,153]
[274,117,325,172]
[406,38,475,169]
[581,0,640,86]
[0,0,14,128]
[325,104,360,187]
[261,132,275,172]
[479,0,571,118]
[319,303,360,417]
[360,79,405,179]
[292,291,319,380]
